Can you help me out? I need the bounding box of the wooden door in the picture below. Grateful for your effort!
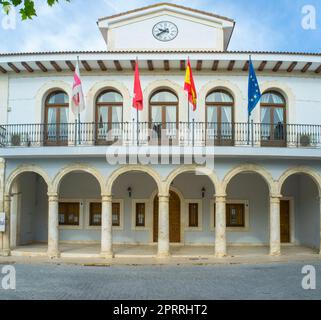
[280,200,290,243]
[153,191,181,243]
[45,106,69,146]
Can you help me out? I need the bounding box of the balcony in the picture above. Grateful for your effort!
[0,122,321,149]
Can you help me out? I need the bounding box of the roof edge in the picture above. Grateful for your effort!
[1,50,321,57]
[97,2,235,24]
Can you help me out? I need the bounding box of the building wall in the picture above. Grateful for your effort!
[0,75,8,124]
[5,157,321,188]
[4,71,321,126]
[13,161,320,248]
[106,13,223,51]
[226,174,269,244]
[297,175,320,249]
[19,173,36,245]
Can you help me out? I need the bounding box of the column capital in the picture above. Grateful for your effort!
[158,194,170,202]
[4,194,11,202]
[48,193,58,202]
[214,194,227,202]
[270,194,283,203]
[101,194,113,202]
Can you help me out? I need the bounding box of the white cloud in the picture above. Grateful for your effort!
[0,0,315,53]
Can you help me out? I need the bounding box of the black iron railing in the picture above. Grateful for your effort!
[0,121,320,148]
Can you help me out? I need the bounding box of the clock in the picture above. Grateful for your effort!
[152,21,178,42]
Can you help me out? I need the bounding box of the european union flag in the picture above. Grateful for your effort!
[248,57,261,116]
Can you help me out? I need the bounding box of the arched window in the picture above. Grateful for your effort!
[45,90,69,146]
[95,90,123,145]
[206,90,234,146]
[149,90,178,145]
[260,91,286,147]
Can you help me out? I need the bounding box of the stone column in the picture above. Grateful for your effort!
[10,181,20,248]
[158,195,170,258]
[319,197,321,255]
[101,195,114,258]
[215,195,227,257]
[1,195,11,256]
[270,195,282,256]
[0,158,5,254]
[48,193,59,258]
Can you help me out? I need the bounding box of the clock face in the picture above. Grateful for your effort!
[152,21,178,42]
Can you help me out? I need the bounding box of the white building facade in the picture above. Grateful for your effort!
[0,3,321,259]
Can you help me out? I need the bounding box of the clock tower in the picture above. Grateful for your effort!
[97,3,235,52]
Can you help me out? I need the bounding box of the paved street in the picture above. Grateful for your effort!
[0,262,320,300]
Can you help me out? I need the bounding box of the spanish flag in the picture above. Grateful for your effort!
[184,58,197,111]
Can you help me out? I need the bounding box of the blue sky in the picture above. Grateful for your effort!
[1,0,321,53]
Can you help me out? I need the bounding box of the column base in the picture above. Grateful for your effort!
[270,244,281,256]
[0,249,11,257]
[100,251,114,259]
[215,252,227,258]
[270,251,281,257]
[47,250,60,259]
[157,251,171,259]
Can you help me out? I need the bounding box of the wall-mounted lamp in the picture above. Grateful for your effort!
[202,187,206,199]
[127,187,132,198]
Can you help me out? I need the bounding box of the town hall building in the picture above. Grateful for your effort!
[0,3,321,259]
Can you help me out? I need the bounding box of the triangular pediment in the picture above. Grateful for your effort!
[98,3,235,51]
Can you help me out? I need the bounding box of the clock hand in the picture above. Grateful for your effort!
[159,28,170,33]
[156,30,167,37]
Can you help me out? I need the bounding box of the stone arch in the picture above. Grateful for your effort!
[52,164,105,195]
[222,164,277,195]
[259,81,295,124]
[143,79,188,122]
[106,165,164,195]
[199,79,245,123]
[164,165,221,195]
[278,166,321,196]
[35,81,72,124]
[86,80,131,122]
[5,165,53,195]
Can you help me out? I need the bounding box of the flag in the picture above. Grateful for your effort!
[133,60,143,111]
[71,59,85,116]
[184,58,197,111]
[248,57,261,116]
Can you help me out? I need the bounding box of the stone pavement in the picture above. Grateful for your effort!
[0,262,321,300]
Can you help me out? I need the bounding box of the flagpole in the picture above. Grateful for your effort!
[187,57,191,145]
[247,55,251,146]
[136,57,139,146]
[77,56,81,145]
[247,113,250,146]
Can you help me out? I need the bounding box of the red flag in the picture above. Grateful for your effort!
[133,60,143,111]
[184,58,197,111]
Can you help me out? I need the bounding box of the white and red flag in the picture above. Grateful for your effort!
[71,59,85,116]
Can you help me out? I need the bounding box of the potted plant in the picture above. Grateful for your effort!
[11,134,21,146]
[299,134,311,147]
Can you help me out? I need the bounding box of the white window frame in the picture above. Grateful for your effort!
[131,199,150,231]
[84,199,124,231]
[58,199,84,230]
[185,199,203,231]
[210,199,250,232]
